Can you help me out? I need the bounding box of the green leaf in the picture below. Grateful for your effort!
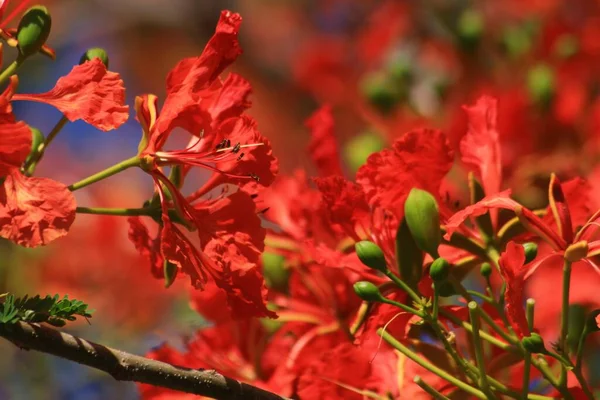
[0,293,93,326]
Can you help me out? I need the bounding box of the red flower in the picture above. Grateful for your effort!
[0,77,31,175]
[12,58,129,131]
[306,105,343,177]
[356,129,454,220]
[0,169,76,247]
[498,241,530,337]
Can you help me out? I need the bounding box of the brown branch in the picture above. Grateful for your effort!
[0,321,285,400]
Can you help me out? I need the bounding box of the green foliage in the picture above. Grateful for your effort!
[0,293,93,327]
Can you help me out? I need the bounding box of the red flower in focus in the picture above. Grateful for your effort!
[12,58,129,131]
[0,77,76,247]
[128,11,276,319]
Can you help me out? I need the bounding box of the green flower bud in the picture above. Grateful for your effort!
[502,26,532,58]
[436,281,457,298]
[527,64,555,108]
[480,262,492,278]
[404,188,441,258]
[523,242,538,263]
[522,333,547,354]
[262,252,290,292]
[429,258,450,282]
[163,260,178,288]
[353,281,383,302]
[355,240,388,272]
[360,72,402,114]
[17,6,52,58]
[458,10,483,50]
[344,131,385,173]
[80,47,109,68]
[554,34,578,59]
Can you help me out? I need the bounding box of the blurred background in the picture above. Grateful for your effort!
[4,0,600,398]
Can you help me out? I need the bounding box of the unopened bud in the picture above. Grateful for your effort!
[17,6,52,58]
[355,240,388,272]
[554,34,578,59]
[80,47,109,68]
[429,258,450,282]
[457,10,483,50]
[404,188,441,258]
[523,242,538,263]
[262,252,289,292]
[353,281,383,302]
[480,262,492,278]
[361,72,402,114]
[527,64,555,108]
[522,333,547,354]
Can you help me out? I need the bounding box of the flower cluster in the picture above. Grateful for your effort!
[3,1,600,399]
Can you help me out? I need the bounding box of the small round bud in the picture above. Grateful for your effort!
[554,34,578,59]
[502,26,532,58]
[353,281,383,302]
[80,47,109,67]
[527,64,555,108]
[457,10,483,50]
[355,240,388,272]
[404,188,441,258]
[522,333,547,354]
[480,262,492,278]
[523,242,538,264]
[429,258,450,282]
[343,131,384,173]
[360,72,402,114]
[436,281,457,298]
[17,6,52,58]
[262,252,289,292]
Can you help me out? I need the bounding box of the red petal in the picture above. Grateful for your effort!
[0,119,30,176]
[165,11,242,94]
[498,242,530,337]
[193,191,275,319]
[461,96,502,198]
[314,175,370,240]
[356,129,453,220]
[207,73,252,126]
[0,169,76,247]
[444,190,517,240]
[127,216,163,279]
[306,105,343,177]
[215,115,278,187]
[547,174,574,244]
[12,58,129,131]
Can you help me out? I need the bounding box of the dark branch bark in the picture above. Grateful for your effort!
[0,321,284,400]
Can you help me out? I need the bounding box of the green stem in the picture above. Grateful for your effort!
[414,376,450,400]
[0,58,22,84]
[377,328,488,399]
[76,207,157,217]
[379,297,421,316]
[384,270,422,305]
[439,309,514,351]
[432,283,440,321]
[523,299,535,400]
[558,260,572,387]
[25,116,69,175]
[575,325,590,370]
[68,156,141,191]
[468,302,497,399]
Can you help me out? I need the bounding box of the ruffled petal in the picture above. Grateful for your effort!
[499,241,530,337]
[0,169,76,247]
[13,58,129,131]
[306,105,343,177]
[356,129,453,220]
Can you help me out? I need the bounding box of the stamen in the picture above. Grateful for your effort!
[232,143,241,153]
[237,152,245,161]
[249,173,260,182]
